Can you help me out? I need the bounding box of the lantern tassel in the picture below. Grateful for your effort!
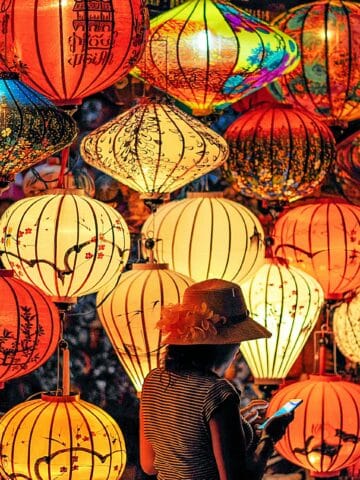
[60,341,71,396]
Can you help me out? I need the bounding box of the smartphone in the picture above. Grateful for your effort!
[257,398,303,430]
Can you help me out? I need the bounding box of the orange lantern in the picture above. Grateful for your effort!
[267,375,360,477]
[270,0,360,125]
[1,0,148,105]
[224,103,336,202]
[132,0,299,116]
[272,197,360,300]
[0,392,126,479]
[333,292,360,363]
[335,130,360,205]
[0,269,60,387]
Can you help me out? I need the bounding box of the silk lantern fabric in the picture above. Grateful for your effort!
[335,130,360,205]
[333,292,360,363]
[132,0,299,116]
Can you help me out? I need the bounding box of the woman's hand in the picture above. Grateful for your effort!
[263,411,294,443]
[240,399,268,425]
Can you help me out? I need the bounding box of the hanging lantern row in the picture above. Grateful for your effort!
[333,292,360,364]
[132,0,299,116]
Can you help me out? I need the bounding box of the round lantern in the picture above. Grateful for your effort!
[333,292,360,363]
[81,100,229,199]
[272,197,360,300]
[141,192,265,283]
[97,263,193,392]
[132,0,299,116]
[0,393,126,480]
[224,103,336,202]
[267,375,360,477]
[0,72,77,183]
[335,130,360,205]
[1,0,148,105]
[270,1,360,125]
[0,269,60,387]
[239,257,324,383]
[0,189,130,302]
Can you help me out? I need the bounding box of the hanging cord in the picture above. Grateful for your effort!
[57,147,70,189]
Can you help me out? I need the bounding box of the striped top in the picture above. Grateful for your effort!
[142,368,253,480]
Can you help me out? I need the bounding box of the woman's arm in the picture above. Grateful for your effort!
[139,401,158,476]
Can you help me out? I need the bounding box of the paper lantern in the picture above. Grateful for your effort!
[132,0,299,116]
[269,1,360,125]
[97,263,193,392]
[224,103,336,202]
[333,293,360,363]
[0,72,77,183]
[267,375,360,477]
[335,130,360,205]
[0,189,130,302]
[272,197,360,300]
[141,192,265,283]
[0,269,60,387]
[239,257,324,383]
[81,100,229,199]
[1,0,148,105]
[0,393,126,480]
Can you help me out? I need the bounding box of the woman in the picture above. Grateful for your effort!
[140,279,295,480]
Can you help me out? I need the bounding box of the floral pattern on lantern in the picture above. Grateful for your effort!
[132,0,299,116]
[269,1,360,125]
[81,100,229,199]
[97,263,193,392]
[224,103,336,202]
[0,393,126,480]
[0,190,130,301]
[267,375,360,477]
[333,292,360,363]
[335,130,360,205]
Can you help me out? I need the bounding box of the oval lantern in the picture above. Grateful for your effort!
[0,393,126,480]
[81,100,229,200]
[0,269,60,387]
[267,375,360,477]
[272,197,360,300]
[2,0,148,105]
[224,103,336,202]
[132,0,299,116]
[141,192,265,283]
[333,292,360,363]
[0,189,130,302]
[239,257,324,384]
[335,130,360,205]
[97,263,193,393]
[270,0,360,125]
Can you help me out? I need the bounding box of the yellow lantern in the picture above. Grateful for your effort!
[141,192,265,283]
[333,292,360,363]
[240,257,324,383]
[0,393,126,480]
[97,263,193,392]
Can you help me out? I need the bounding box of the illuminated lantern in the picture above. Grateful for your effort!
[97,263,193,392]
[270,1,360,125]
[224,103,336,202]
[239,257,324,383]
[1,0,148,106]
[0,393,126,479]
[267,375,360,477]
[81,100,229,200]
[333,292,360,363]
[132,0,299,116]
[0,189,130,302]
[0,269,60,387]
[272,197,360,300]
[335,130,360,205]
[141,192,265,283]
[0,72,77,184]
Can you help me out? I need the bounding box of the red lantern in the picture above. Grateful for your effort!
[335,130,360,205]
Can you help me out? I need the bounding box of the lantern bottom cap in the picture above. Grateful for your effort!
[309,470,340,478]
[254,378,284,385]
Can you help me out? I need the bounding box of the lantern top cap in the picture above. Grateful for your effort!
[159,279,271,345]
[132,263,169,271]
[41,393,80,403]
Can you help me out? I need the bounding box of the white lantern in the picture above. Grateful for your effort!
[333,293,360,363]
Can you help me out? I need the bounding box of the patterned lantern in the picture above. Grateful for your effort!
[333,292,360,363]
[239,257,324,383]
[0,269,60,387]
[141,192,265,283]
[267,375,360,477]
[132,0,299,116]
[270,1,360,125]
[0,189,130,302]
[97,263,193,392]
[224,103,336,202]
[335,130,360,205]
[0,393,126,479]
[0,72,77,183]
[1,0,148,105]
[272,197,360,300]
[81,100,229,200]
